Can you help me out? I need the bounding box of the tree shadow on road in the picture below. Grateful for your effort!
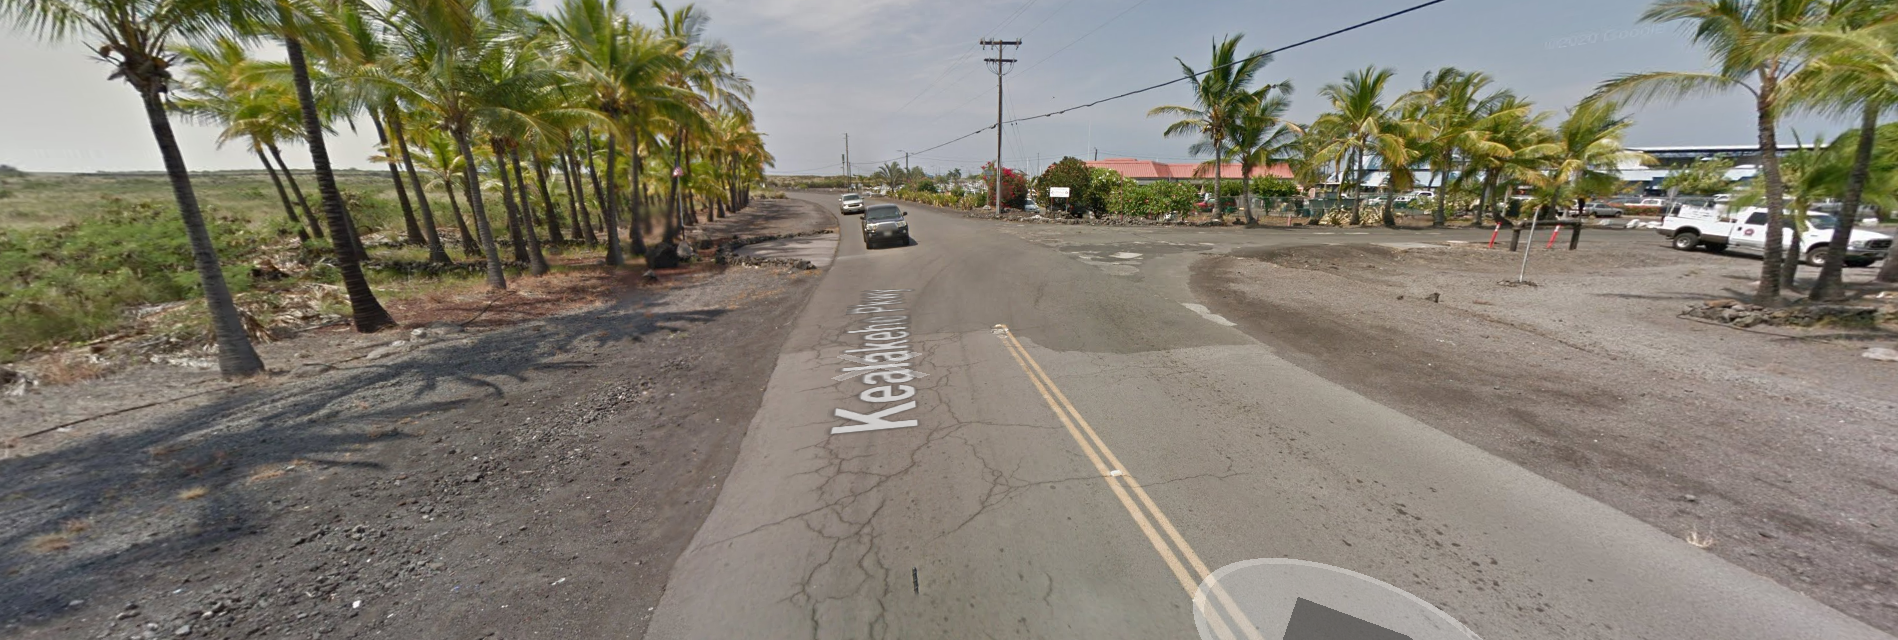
[0,285,726,625]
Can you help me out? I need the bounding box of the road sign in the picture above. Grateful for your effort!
[1048,187,1070,198]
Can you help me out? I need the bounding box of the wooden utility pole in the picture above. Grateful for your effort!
[982,39,1020,213]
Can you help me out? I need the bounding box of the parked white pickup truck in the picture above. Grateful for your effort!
[1657,205,1891,267]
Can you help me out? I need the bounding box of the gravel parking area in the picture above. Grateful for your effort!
[1192,240,1898,632]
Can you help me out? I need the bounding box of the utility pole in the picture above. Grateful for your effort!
[982,38,1020,213]
[902,151,909,189]
[843,133,852,191]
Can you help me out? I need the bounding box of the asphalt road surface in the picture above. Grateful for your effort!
[645,193,1890,639]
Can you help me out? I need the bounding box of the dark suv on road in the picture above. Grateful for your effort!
[861,204,910,249]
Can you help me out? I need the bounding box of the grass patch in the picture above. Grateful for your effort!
[1,169,631,366]
[177,486,210,501]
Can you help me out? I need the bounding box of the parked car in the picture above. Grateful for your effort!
[1582,203,1623,218]
[1658,205,1891,266]
[840,193,865,215]
[1024,199,1040,213]
[861,204,910,249]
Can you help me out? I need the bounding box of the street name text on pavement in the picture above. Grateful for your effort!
[831,290,926,435]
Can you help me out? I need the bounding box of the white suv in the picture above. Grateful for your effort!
[840,193,865,215]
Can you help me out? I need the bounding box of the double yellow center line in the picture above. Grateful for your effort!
[993,325,1264,640]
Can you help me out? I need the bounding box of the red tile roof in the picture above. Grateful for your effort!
[1082,158,1293,181]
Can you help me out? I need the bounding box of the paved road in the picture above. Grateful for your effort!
[646,194,1889,639]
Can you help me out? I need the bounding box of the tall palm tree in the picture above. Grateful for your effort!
[1147,34,1278,222]
[1404,67,1522,227]
[3,0,267,377]
[654,0,747,239]
[1773,0,1898,293]
[1594,0,1830,305]
[1225,88,1300,225]
[1464,95,1552,224]
[1527,100,1652,217]
[411,126,481,256]
[171,38,315,240]
[235,0,397,330]
[1310,66,1413,226]
[383,0,520,289]
[548,0,687,262]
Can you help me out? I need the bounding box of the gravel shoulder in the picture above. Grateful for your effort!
[1191,240,1898,632]
[0,199,835,639]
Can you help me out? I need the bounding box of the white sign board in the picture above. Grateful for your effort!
[1048,187,1071,198]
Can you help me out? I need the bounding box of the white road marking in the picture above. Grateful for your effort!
[1181,303,1238,327]
[1110,252,1144,260]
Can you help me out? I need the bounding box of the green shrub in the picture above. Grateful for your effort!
[1106,181,1195,217]
[0,199,267,360]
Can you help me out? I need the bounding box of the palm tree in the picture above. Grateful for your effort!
[3,0,267,377]
[654,0,748,240]
[234,0,397,330]
[1226,88,1300,225]
[1148,34,1278,222]
[1593,0,1830,305]
[382,0,521,289]
[1464,96,1552,224]
[1404,67,1522,227]
[1310,66,1413,226]
[333,6,425,247]
[410,126,481,256]
[548,0,689,263]
[171,38,314,241]
[1526,100,1653,218]
[874,161,905,188]
[1773,0,1898,293]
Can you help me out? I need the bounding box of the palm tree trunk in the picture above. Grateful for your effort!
[1481,169,1501,225]
[268,143,323,239]
[370,108,424,245]
[627,133,649,257]
[285,36,393,332]
[666,132,684,242]
[1212,136,1223,223]
[1754,78,1787,305]
[489,149,528,264]
[583,131,610,216]
[137,87,263,377]
[257,147,308,242]
[532,156,563,245]
[386,105,449,264]
[453,128,507,289]
[601,134,626,266]
[444,174,478,257]
[584,133,612,248]
[1814,107,1878,295]
[1348,147,1364,226]
[562,146,596,244]
[507,147,549,275]
[1432,155,1450,227]
[1240,160,1256,226]
[557,146,583,241]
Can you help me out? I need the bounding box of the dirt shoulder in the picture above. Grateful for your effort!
[0,198,834,639]
[1191,241,1898,632]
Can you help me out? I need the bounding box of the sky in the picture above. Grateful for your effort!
[0,0,1845,176]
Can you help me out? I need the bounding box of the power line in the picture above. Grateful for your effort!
[1019,0,1081,40]
[898,0,1044,114]
[1016,0,1151,78]
[1008,0,1451,125]
[891,0,1454,160]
